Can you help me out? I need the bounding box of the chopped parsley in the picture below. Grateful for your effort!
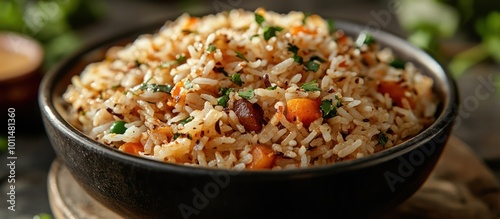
[356,32,376,47]
[335,95,343,107]
[207,44,217,53]
[231,73,244,86]
[177,55,187,63]
[267,85,278,90]
[389,59,406,69]
[238,89,254,100]
[320,99,337,119]
[327,19,335,34]
[214,67,229,76]
[138,79,173,94]
[217,87,233,107]
[173,133,181,140]
[263,26,283,40]
[179,116,194,125]
[235,51,248,61]
[172,132,192,141]
[254,13,265,26]
[250,34,260,40]
[302,12,311,24]
[287,43,303,64]
[305,60,321,72]
[182,29,198,34]
[301,80,321,92]
[378,132,388,147]
[184,79,193,89]
[160,55,187,68]
[111,85,121,90]
[309,56,325,63]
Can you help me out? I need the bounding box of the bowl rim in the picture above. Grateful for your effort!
[39,17,458,177]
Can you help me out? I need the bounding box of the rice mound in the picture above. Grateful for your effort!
[63,9,438,170]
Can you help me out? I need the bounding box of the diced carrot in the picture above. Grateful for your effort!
[378,81,415,108]
[247,145,275,170]
[118,142,144,155]
[172,81,184,100]
[150,126,173,143]
[338,60,349,68]
[285,98,322,127]
[186,17,199,29]
[255,8,266,15]
[290,26,317,35]
[276,104,284,121]
[335,30,349,46]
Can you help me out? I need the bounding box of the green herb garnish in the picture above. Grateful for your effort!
[180,116,194,125]
[231,73,244,86]
[389,59,405,69]
[287,43,303,64]
[110,121,127,134]
[217,87,233,107]
[238,89,254,100]
[173,133,181,140]
[302,12,311,24]
[214,67,229,76]
[184,79,193,89]
[263,26,283,40]
[378,132,388,147]
[335,95,343,107]
[207,44,217,53]
[177,55,187,63]
[327,19,335,34]
[320,99,337,119]
[356,32,376,47]
[255,13,265,26]
[301,80,321,92]
[160,55,187,68]
[305,60,321,72]
[182,29,198,34]
[138,83,173,94]
[235,51,248,61]
[250,34,260,40]
[309,56,325,63]
[267,85,278,90]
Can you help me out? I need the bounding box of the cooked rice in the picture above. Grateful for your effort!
[63,9,437,170]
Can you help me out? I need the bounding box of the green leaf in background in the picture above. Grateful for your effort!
[398,0,500,78]
[449,11,500,76]
[33,213,53,219]
[0,135,7,153]
[0,1,24,31]
[398,0,459,39]
[476,11,500,63]
[0,0,104,70]
[44,32,82,68]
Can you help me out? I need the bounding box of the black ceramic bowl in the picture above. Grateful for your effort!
[40,19,458,219]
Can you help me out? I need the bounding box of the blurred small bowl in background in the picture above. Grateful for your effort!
[0,32,44,125]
